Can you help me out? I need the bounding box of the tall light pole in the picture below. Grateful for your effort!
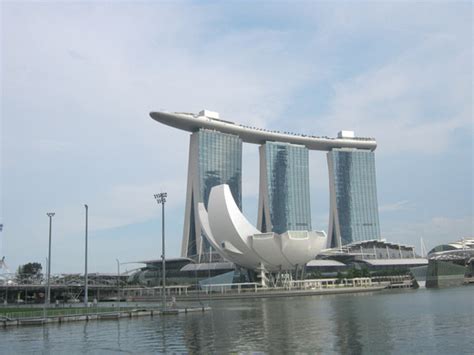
[0,224,3,255]
[46,212,55,306]
[84,204,89,307]
[0,224,5,305]
[154,192,167,311]
[43,257,47,319]
[116,259,120,313]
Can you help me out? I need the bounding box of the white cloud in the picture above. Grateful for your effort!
[1,1,471,271]
[89,179,187,231]
[383,215,474,252]
[314,35,471,155]
[35,139,73,153]
[379,200,410,213]
[2,1,315,234]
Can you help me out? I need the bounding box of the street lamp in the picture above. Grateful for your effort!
[0,224,3,265]
[0,224,3,267]
[46,212,55,306]
[116,259,121,313]
[0,224,5,305]
[84,204,89,307]
[154,192,167,311]
[43,257,48,320]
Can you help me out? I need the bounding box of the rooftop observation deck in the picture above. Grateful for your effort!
[149,110,377,151]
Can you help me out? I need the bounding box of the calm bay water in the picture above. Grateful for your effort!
[1,287,473,354]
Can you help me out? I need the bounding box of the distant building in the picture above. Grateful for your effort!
[427,238,474,256]
[309,239,427,276]
[257,142,311,234]
[328,145,381,247]
[150,111,379,264]
[199,184,327,275]
[127,258,237,287]
[181,129,242,259]
[425,238,474,288]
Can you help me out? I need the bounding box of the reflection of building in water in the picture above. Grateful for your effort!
[182,310,214,353]
[328,294,397,353]
[329,297,363,353]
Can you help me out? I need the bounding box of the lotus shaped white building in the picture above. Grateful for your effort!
[198,184,327,272]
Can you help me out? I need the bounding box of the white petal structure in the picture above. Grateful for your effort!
[199,184,327,271]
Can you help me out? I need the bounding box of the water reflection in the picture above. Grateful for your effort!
[329,295,363,354]
[81,322,89,353]
[1,288,473,354]
[42,324,50,344]
[116,318,122,350]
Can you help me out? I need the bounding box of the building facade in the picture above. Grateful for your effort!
[327,147,381,247]
[181,129,242,259]
[150,110,380,259]
[257,142,312,234]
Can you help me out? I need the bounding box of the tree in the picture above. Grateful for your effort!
[346,267,362,279]
[361,267,370,277]
[17,262,43,283]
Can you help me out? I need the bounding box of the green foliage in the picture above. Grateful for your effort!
[346,268,361,278]
[371,268,410,277]
[17,262,43,282]
[306,270,322,279]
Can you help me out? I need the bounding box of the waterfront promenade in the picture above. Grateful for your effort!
[0,304,210,328]
[0,277,390,327]
[1,287,472,353]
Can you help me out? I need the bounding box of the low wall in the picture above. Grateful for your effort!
[1,307,211,328]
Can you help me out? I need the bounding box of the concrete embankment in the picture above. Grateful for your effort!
[1,284,391,327]
[0,307,210,328]
[131,284,389,302]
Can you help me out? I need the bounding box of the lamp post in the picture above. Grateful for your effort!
[43,257,47,319]
[84,204,89,307]
[0,224,3,254]
[116,259,120,313]
[154,192,167,311]
[0,224,5,305]
[46,212,55,306]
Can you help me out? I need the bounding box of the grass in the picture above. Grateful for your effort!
[0,305,147,320]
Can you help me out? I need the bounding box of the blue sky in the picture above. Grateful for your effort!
[1,1,472,273]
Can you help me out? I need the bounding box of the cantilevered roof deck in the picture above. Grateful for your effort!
[150,111,377,151]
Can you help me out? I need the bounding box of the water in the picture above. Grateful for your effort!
[1,287,473,354]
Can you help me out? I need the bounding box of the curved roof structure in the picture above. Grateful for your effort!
[150,110,377,151]
[428,238,474,255]
[199,184,327,271]
[428,238,474,261]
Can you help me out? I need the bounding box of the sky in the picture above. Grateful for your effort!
[1,1,472,274]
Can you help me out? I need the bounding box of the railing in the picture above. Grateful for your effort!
[283,277,373,290]
[196,278,375,294]
[123,278,385,300]
[122,285,191,298]
[201,282,260,294]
